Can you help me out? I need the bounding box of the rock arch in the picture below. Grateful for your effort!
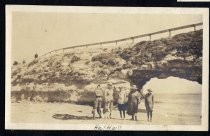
[129,66,202,89]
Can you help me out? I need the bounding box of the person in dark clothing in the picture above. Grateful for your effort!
[145,89,154,122]
[127,85,141,121]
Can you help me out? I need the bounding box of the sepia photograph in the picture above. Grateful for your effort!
[5,6,209,130]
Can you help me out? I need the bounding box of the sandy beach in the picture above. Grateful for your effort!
[11,94,201,125]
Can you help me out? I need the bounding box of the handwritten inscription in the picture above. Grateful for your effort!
[94,124,122,130]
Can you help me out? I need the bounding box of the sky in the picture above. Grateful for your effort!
[11,12,202,62]
[143,76,202,94]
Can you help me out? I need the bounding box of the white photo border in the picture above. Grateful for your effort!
[5,5,209,131]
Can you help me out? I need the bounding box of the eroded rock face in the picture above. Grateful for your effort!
[124,30,202,89]
[11,30,203,103]
[129,66,202,89]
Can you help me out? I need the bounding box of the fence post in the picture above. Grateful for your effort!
[116,41,118,46]
[149,34,152,41]
[193,24,196,31]
[131,37,134,44]
[168,29,171,37]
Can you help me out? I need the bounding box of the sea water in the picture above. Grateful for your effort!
[153,93,201,117]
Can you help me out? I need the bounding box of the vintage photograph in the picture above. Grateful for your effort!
[5,6,209,130]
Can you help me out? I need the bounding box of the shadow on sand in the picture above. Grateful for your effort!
[52,109,147,120]
[52,114,94,120]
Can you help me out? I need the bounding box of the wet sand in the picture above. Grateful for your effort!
[11,100,201,125]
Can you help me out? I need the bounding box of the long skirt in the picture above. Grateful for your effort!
[127,102,138,115]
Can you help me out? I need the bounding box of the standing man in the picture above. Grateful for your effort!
[103,83,114,119]
[93,84,103,119]
[145,89,154,122]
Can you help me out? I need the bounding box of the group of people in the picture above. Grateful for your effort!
[92,83,154,122]
[93,83,114,119]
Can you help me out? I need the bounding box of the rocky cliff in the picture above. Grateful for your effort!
[11,29,202,103]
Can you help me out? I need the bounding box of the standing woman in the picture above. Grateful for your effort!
[127,85,141,121]
[145,89,154,122]
[117,87,128,119]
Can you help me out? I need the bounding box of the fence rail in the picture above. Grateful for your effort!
[41,22,203,57]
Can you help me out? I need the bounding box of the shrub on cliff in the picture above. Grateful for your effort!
[153,51,168,61]
[122,61,134,69]
[13,61,18,66]
[22,60,26,64]
[119,49,133,60]
[34,53,38,59]
[71,55,80,63]
[120,30,202,66]
[91,53,121,66]
[28,59,39,67]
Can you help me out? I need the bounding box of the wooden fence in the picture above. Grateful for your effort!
[41,22,203,57]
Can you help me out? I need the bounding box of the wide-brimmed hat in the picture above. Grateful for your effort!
[131,85,138,90]
[147,89,152,92]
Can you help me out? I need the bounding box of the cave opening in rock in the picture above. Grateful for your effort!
[139,76,202,125]
[142,76,202,94]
